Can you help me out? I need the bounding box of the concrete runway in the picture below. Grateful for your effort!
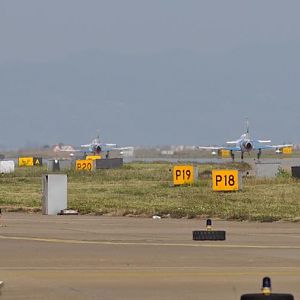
[0,214,300,299]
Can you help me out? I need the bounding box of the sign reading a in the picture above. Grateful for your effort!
[173,165,195,186]
[33,157,42,166]
[18,157,42,167]
[18,157,34,167]
[76,160,94,171]
[212,169,241,191]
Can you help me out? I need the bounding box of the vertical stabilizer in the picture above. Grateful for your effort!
[245,118,250,139]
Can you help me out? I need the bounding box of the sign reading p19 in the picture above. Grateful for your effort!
[173,165,195,186]
[212,170,241,191]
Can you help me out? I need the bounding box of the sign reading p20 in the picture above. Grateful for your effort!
[75,160,94,171]
[173,165,195,186]
[212,169,241,191]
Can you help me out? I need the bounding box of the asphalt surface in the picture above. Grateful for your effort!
[0,214,300,299]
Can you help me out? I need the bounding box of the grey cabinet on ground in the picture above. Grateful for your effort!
[42,174,67,215]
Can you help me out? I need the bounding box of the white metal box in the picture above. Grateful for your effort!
[42,174,67,215]
[0,161,15,173]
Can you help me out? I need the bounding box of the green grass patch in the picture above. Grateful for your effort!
[0,163,299,222]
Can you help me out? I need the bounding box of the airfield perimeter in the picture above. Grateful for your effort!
[0,214,300,299]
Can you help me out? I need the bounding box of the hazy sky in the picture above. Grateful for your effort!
[0,0,299,148]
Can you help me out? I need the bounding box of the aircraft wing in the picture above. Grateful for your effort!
[252,142,293,150]
[197,146,224,150]
[91,144,132,152]
[226,140,240,144]
[80,143,117,149]
[116,146,134,151]
[80,143,92,148]
[58,146,118,153]
[198,146,241,151]
[104,143,117,148]
[252,144,274,150]
[257,140,271,143]
[270,144,293,149]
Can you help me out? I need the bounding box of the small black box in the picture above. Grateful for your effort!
[291,166,300,178]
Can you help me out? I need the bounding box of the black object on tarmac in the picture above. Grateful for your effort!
[58,209,79,215]
[291,166,300,178]
[192,219,226,241]
[241,277,294,300]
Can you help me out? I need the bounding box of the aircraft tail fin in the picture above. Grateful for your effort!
[245,117,250,139]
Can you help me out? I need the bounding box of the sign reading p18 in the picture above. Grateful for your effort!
[173,165,195,185]
[212,170,241,191]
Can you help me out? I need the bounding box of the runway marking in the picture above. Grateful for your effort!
[0,235,300,249]
[1,267,300,278]
[0,266,299,271]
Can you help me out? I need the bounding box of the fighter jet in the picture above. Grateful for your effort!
[80,135,117,155]
[198,120,293,160]
[57,135,133,157]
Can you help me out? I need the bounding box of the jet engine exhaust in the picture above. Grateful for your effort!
[94,146,102,154]
[243,141,253,151]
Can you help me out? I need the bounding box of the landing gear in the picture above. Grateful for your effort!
[241,152,244,160]
[257,149,262,160]
[230,150,235,161]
